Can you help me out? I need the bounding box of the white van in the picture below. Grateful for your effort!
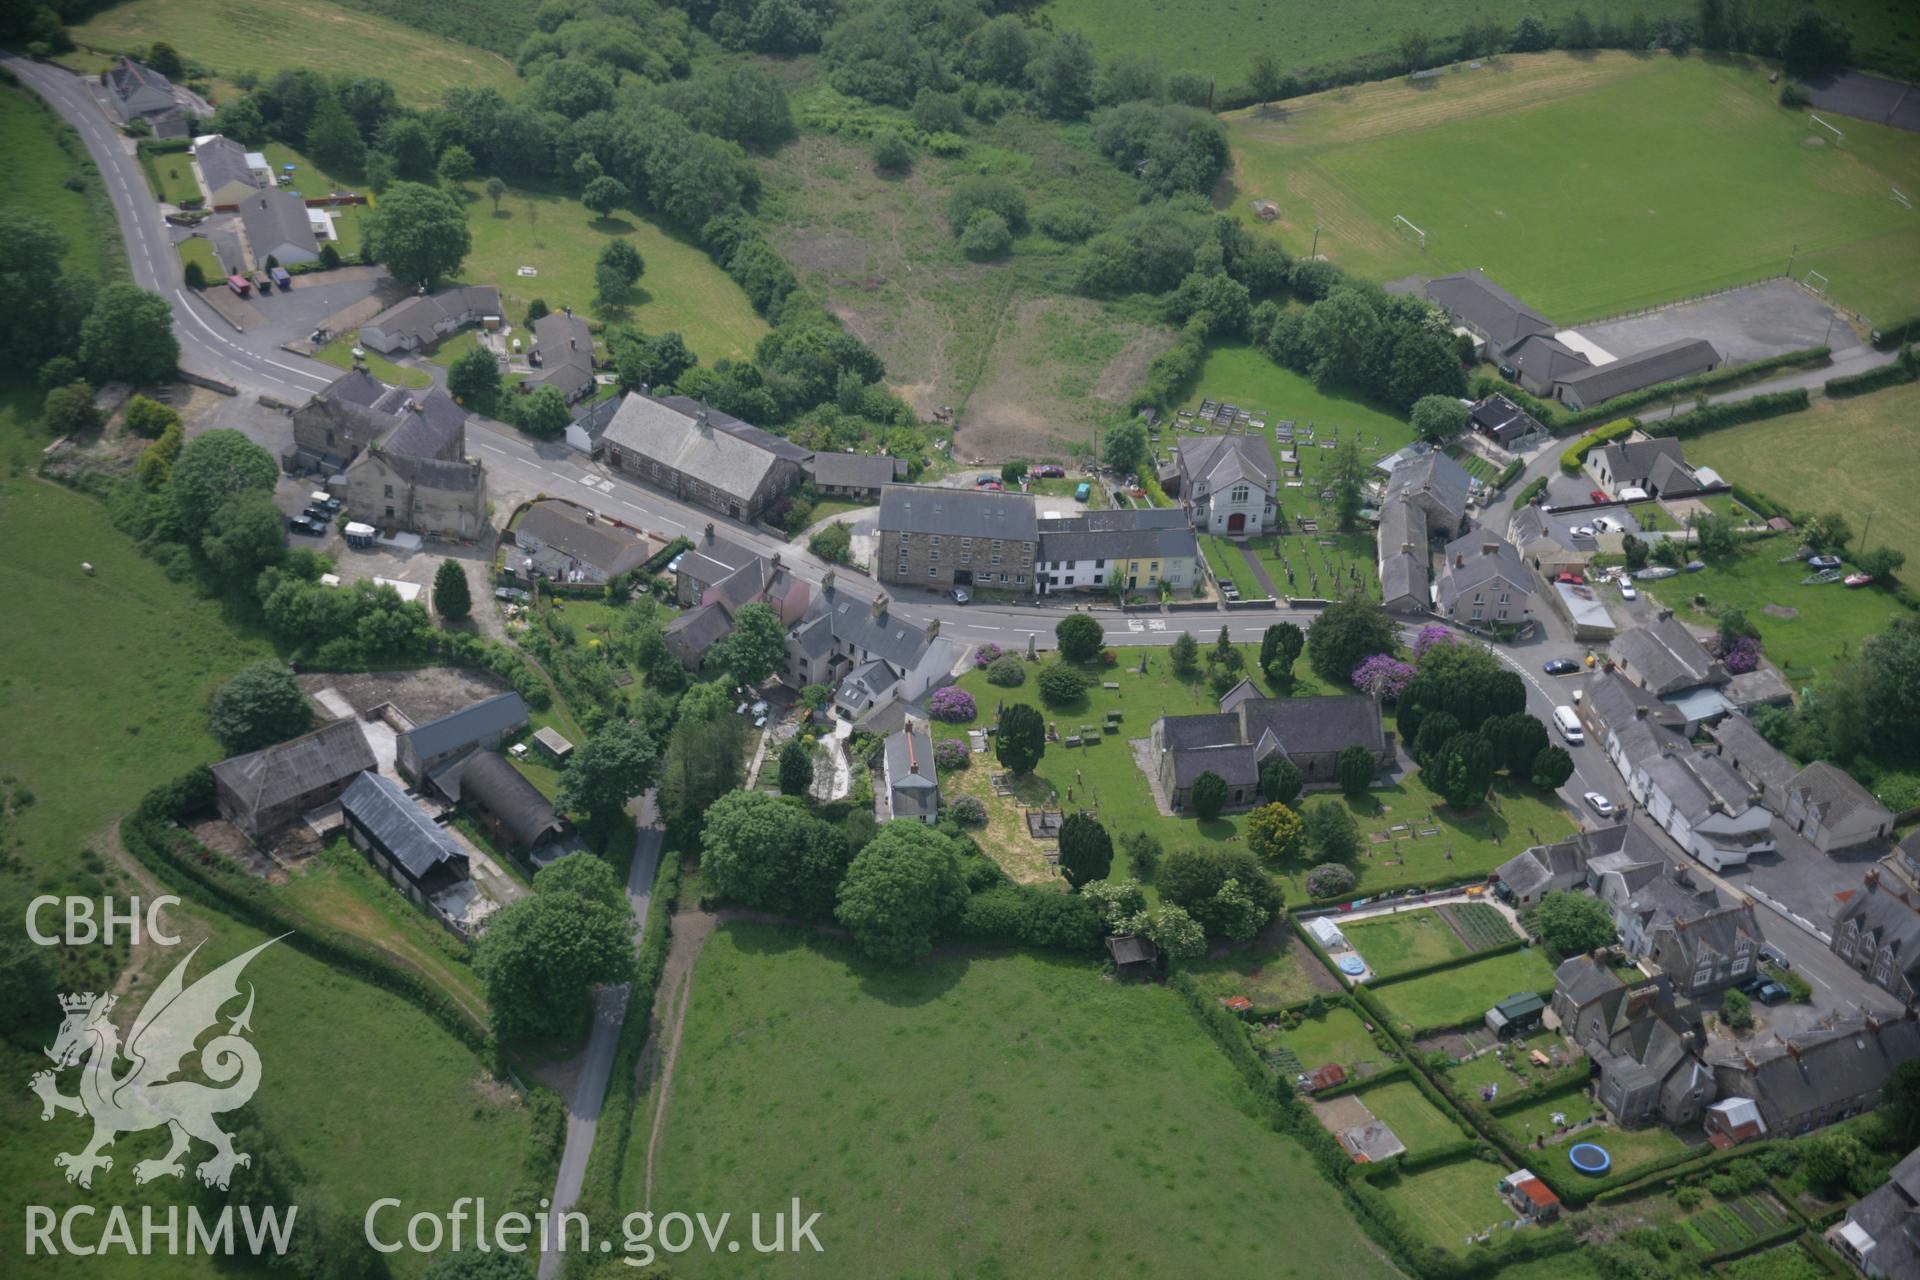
[1553,706,1585,745]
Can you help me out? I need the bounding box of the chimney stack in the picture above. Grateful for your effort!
[1454,551,1465,568]
[703,521,715,542]
[927,619,940,638]
[821,570,836,594]
[872,592,890,619]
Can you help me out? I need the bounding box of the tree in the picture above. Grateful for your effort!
[1802,1131,1865,1196]
[598,238,644,289]
[986,654,1026,687]
[1189,771,1228,820]
[1433,732,1496,809]
[558,719,659,830]
[1622,533,1649,571]
[1858,546,1906,580]
[43,381,98,436]
[1037,662,1089,706]
[433,558,471,622]
[1399,30,1433,70]
[809,521,852,563]
[1719,987,1754,1032]
[1101,418,1148,474]
[1535,890,1615,956]
[1531,744,1575,790]
[1247,51,1283,103]
[1328,435,1368,531]
[1156,847,1279,936]
[0,929,57,1037]
[1119,904,1205,960]
[201,493,286,585]
[701,790,847,914]
[1056,612,1104,662]
[1336,744,1377,797]
[1246,802,1304,862]
[170,429,277,536]
[1779,10,1851,77]
[363,182,471,287]
[1305,864,1355,899]
[1487,711,1550,776]
[1882,1059,1920,1150]
[1029,32,1097,119]
[420,1249,534,1280]
[1303,800,1360,862]
[145,40,183,78]
[1410,394,1468,442]
[1259,756,1303,806]
[778,736,813,797]
[1119,830,1162,881]
[532,852,623,911]
[1308,593,1399,685]
[1170,630,1200,675]
[1058,813,1114,888]
[835,822,969,963]
[1511,14,1555,51]
[871,131,911,172]
[1803,511,1853,553]
[447,342,501,414]
[1260,623,1303,678]
[125,394,180,439]
[303,96,365,174]
[475,892,633,1041]
[208,661,311,753]
[79,283,178,385]
[485,175,507,214]
[582,175,629,220]
[995,703,1046,775]
[515,384,571,438]
[715,601,787,688]
[437,144,475,186]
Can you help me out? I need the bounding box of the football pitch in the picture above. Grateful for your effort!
[1226,52,1920,326]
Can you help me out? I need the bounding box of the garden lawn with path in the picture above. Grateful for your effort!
[313,334,433,389]
[1370,945,1558,1034]
[1340,908,1470,977]
[175,235,222,282]
[646,922,1403,1279]
[1377,1156,1516,1250]
[1638,539,1907,687]
[1272,1002,1387,1073]
[1353,1079,1467,1154]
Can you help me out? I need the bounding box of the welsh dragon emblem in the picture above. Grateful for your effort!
[31,937,280,1190]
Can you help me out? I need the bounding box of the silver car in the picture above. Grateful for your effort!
[1584,791,1618,819]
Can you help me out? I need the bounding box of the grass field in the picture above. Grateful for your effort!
[137,144,202,205]
[1226,53,1920,325]
[314,333,433,387]
[1354,1079,1467,1152]
[0,84,124,281]
[70,0,521,108]
[1341,908,1471,976]
[645,923,1403,1278]
[1637,538,1909,686]
[1685,381,1920,576]
[1370,945,1557,1033]
[1275,1002,1387,1071]
[459,180,768,361]
[1184,936,1325,1007]
[1379,1156,1514,1249]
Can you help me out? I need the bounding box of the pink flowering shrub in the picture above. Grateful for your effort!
[1713,635,1763,675]
[934,738,970,769]
[1351,653,1417,701]
[1412,625,1455,660]
[928,686,978,722]
[973,643,1006,668]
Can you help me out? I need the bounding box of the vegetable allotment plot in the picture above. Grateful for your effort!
[1226,52,1920,326]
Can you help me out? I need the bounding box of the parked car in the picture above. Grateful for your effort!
[976,474,999,486]
[1554,572,1585,585]
[1808,555,1842,570]
[1571,525,1596,538]
[975,480,1003,491]
[1592,516,1621,533]
[301,504,332,522]
[1618,581,1638,600]
[947,587,970,604]
[287,515,327,536]
[1033,464,1066,478]
[1589,490,1608,504]
[1543,658,1580,675]
[1749,981,1790,1006]
[1758,944,1790,970]
[1583,791,1618,819]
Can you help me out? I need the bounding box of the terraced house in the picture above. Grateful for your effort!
[876,485,1037,592]
[1035,508,1198,595]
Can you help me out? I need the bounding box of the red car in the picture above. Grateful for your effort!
[1555,572,1585,585]
[1588,490,1608,504]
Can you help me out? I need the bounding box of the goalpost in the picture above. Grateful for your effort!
[1893,185,1913,211]
[1810,112,1844,144]
[1392,214,1428,248]
[1802,269,1830,296]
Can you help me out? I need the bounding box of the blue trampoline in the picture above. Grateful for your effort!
[1336,954,1366,976]
[1568,1142,1611,1175]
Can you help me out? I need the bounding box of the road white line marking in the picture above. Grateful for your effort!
[477,443,506,455]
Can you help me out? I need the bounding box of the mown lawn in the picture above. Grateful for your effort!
[1370,945,1558,1034]
[645,923,1403,1279]
[176,234,223,281]
[1638,539,1908,686]
[313,333,432,388]
[1685,381,1920,578]
[1226,52,1920,326]
[1356,1079,1468,1154]
[70,0,522,107]
[1342,908,1470,977]
[458,179,768,361]
[1277,1003,1385,1071]
[138,143,202,205]
[1377,1156,1515,1250]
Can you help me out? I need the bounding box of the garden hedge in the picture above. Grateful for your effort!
[1360,934,1531,987]
[1514,476,1549,509]
[1824,348,1919,398]
[1558,418,1635,472]
[1492,458,1523,491]
[1641,388,1810,439]
[1871,315,1920,350]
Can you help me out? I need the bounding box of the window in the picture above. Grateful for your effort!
[1471,607,1484,621]
[899,531,911,541]
[1498,592,1511,604]
[929,535,941,546]
[1473,592,1484,604]
[991,540,1003,551]
[990,555,1002,566]
[1231,484,1249,504]
[1094,559,1105,569]
[385,506,395,519]
[929,551,940,562]
[926,568,936,578]
[1015,574,1025,585]
[384,484,394,499]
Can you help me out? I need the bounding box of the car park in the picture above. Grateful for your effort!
[1543,658,1580,675]
[1583,791,1617,819]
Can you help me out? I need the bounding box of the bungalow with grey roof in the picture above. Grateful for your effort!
[513,499,661,584]
[1829,870,1920,1005]
[808,452,905,500]
[236,189,318,268]
[880,717,939,823]
[358,285,504,355]
[1434,530,1533,628]
[193,134,267,207]
[602,393,809,523]
[105,57,184,132]
[522,310,597,404]
[1554,339,1721,411]
[1175,435,1279,535]
[1149,687,1389,812]
[1506,333,1593,398]
[1586,437,1697,498]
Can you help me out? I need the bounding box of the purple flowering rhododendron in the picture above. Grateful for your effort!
[1351,653,1416,701]
[973,643,1005,668]
[1412,625,1455,660]
[928,686,978,722]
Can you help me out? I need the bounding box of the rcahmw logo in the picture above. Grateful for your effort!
[24,933,300,1257]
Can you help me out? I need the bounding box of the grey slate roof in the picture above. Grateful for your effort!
[836,658,899,715]
[1380,550,1430,610]
[108,58,177,119]
[370,452,483,494]
[877,484,1038,542]
[1592,437,1688,486]
[399,693,528,764]
[663,602,733,667]
[525,311,595,400]
[884,720,939,820]
[1831,879,1920,986]
[1788,761,1892,835]
[1555,339,1721,404]
[1555,954,1626,1009]
[808,452,903,491]
[602,394,808,501]
[1613,614,1724,695]
[212,718,376,824]
[1177,434,1278,494]
[237,190,317,258]
[1498,835,1588,900]
[1377,495,1429,554]
[340,771,468,882]
[194,135,257,196]
[446,749,562,847]
[1507,333,1591,386]
[360,285,502,350]
[1624,864,1725,933]
[1038,507,1197,562]
[804,594,934,671]
[1711,1016,1920,1131]
[380,389,466,460]
[1706,714,1797,795]
[1384,451,1472,528]
[1584,668,1687,737]
[676,533,762,590]
[515,501,654,579]
[1241,695,1386,757]
[1435,531,1533,614]
[1839,1147,1920,1279]
[1424,270,1554,353]
[1469,393,1544,445]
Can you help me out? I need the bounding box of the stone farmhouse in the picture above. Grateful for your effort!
[358,286,503,355]
[1552,956,1716,1129]
[1383,450,1472,537]
[1376,497,1431,615]
[1433,531,1534,629]
[1173,435,1279,535]
[601,393,809,523]
[1149,684,1389,812]
[1706,716,1894,855]
[1830,869,1920,1006]
[292,368,489,540]
[785,589,958,725]
[876,485,1038,592]
[212,718,377,841]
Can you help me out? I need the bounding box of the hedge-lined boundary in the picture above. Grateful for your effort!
[1731,484,1789,522]
[1559,418,1635,471]
[1825,349,1919,398]
[124,768,495,1058]
[508,1088,567,1218]
[1492,458,1524,492]
[1640,389,1810,439]
[1872,316,1920,350]
[1361,934,1531,988]
[1553,347,1831,434]
[1514,476,1549,509]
